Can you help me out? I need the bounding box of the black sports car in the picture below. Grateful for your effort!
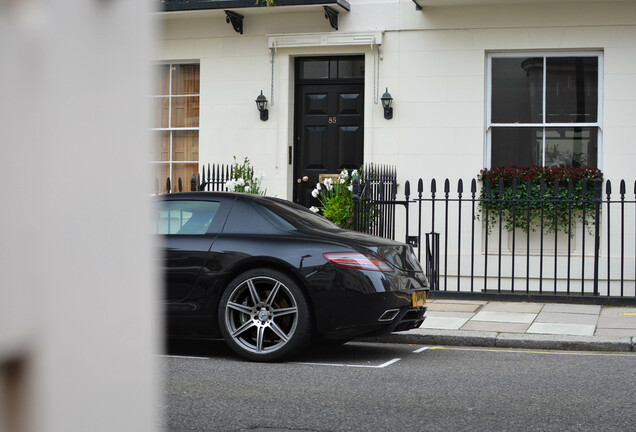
[155,192,428,361]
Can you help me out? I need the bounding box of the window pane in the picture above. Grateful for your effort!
[150,131,170,162]
[338,58,365,78]
[171,96,199,128]
[171,64,200,95]
[171,163,199,190]
[153,97,169,128]
[300,60,329,79]
[546,57,598,123]
[172,131,199,161]
[155,201,220,235]
[544,127,597,168]
[155,65,170,95]
[491,127,543,168]
[492,57,543,123]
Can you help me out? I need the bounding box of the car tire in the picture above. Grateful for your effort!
[218,268,312,362]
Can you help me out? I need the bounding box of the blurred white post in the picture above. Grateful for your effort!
[0,1,157,431]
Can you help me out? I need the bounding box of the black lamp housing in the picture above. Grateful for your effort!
[380,87,393,120]
[255,90,269,121]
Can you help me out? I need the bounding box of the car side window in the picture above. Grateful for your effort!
[154,200,220,235]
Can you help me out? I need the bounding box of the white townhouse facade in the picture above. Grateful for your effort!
[154,0,636,293]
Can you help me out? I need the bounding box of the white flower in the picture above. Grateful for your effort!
[315,182,322,190]
[338,177,346,184]
[324,178,333,190]
[311,189,319,198]
[351,169,359,178]
[225,179,236,191]
[244,185,251,193]
[340,169,349,178]
[348,185,353,192]
[236,178,245,187]
[309,206,319,213]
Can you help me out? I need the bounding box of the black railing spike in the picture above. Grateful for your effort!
[553,179,559,195]
[431,179,437,195]
[540,179,546,197]
[191,174,197,191]
[444,178,450,196]
[568,179,574,196]
[484,180,491,195]
[620,179,625,197]
[457,179,463,195]
[498,178,504,195]
[405,180,411,199]
[606,179,612,197]
[418,178,423,194]
[202,164,206,186]
[511,178,517,196]
[471,178,477,196]
[178,177,183,192]
[526,179,532,198]
[634,180,636,196]
[582,179,588,195]
[166,177,171,194]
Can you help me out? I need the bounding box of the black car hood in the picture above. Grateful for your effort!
[299,228,423,272]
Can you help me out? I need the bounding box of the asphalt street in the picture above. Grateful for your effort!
[161,340,636,431]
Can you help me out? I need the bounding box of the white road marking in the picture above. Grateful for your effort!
[292,358,402,369]
[158,355,209,360]
[413,346,430,353]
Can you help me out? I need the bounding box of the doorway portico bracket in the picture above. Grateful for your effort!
[323,6,339,30]
[224,10,244,34]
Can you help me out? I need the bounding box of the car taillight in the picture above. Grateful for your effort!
[323,252,393,272]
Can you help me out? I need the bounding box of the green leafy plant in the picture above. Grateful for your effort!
[478,165,603,235]
[225,156,266,195]
[310,169,357,228]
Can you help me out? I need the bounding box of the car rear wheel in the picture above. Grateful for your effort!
[218,268,311,362]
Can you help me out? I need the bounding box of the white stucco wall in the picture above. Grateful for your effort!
[157,0,636,197]
[156,1,636,291]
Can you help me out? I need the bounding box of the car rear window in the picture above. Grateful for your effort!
[154,200,220,235]
[255,199,340,231]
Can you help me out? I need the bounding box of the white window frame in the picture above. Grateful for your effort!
[485,51,603,169]
[150,62,200,181]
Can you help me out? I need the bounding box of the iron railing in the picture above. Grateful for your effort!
[154,163,238,194]
[352,164,398,239]
[354,177,636,302]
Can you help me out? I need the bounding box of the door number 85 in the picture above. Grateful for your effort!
[328,116,337,124]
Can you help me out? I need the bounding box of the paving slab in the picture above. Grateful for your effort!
[419,316,470,330]
[428,299,488,305]
[460,321,530,333]
[597,316,636,329]
[541,303,601,314]
[495,333,633,352]
[481,302,544,313]
[600,307,636,317]
[534,312,599,325]
[472,310,537,324]
[425,311,476,319]
[426,302,482,313]
[594,328,636,338]
[527,322,595,336]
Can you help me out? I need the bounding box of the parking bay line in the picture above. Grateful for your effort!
[292,358,402,369]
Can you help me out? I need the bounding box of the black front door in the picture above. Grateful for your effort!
[293,57,364,207]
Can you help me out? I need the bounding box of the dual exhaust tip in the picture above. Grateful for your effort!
[378,309,400,322]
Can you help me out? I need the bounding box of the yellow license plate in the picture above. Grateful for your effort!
[412,291,427,307]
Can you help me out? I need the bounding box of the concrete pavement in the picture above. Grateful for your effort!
[369,300,636,352]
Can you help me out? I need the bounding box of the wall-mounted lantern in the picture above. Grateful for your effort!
[380,87,393,120]
[255,90,269,121]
